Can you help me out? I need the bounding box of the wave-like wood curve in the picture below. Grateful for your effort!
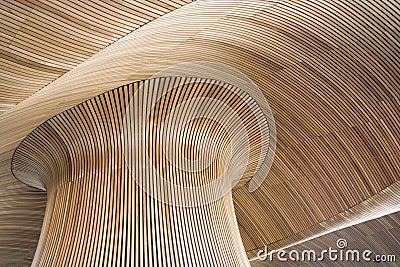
[12,77,274,266]
[0,0,193,114]
[0,0,399,266]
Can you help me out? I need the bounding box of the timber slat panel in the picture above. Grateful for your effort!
[0,0,399,266]
[0,0,193,114]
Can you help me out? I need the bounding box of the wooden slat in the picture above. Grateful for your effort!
[0,0,194,114]
[12,78,262,266]
[0,0,399,266]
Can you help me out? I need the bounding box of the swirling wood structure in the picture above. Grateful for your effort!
[0,0,193,114]
[12,77,269,266]
[0,0,400,266]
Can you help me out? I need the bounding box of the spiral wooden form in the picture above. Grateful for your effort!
[0,0,399,266]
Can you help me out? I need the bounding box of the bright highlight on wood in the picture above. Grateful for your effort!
[0,0,399,266]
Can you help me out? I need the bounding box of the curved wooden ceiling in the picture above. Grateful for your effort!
[0,0,193,114]
[1,0,400,266]
[250,212,400,267]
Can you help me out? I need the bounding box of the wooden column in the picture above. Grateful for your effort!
[12,77,272,266]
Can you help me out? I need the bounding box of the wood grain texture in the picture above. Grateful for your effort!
[0,180,46,266]
[12,78,259,266]
[250,211,400,267]
[0,0,193,114]
[0,0,399,266]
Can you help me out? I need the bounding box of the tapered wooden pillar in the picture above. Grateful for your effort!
[12,77,272,266]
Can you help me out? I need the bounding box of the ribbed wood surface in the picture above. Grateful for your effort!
[0,0,399,266]
[12,77,270,266]
[0,0,193,114]
[243,180,400,259]
[251,211,400,267]
[0,179,46,266]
